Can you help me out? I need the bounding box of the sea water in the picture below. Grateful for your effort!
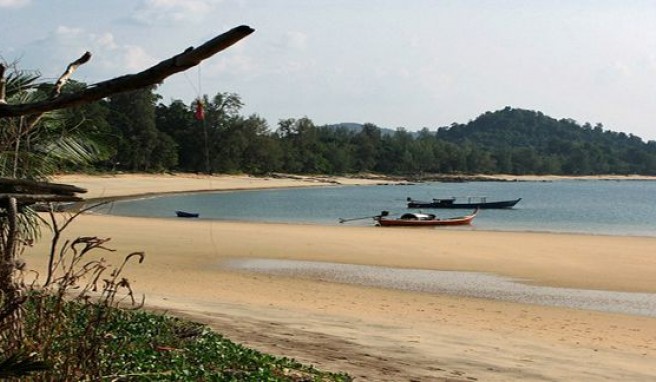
[96,179,656,237]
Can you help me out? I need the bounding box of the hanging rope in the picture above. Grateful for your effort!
[189,64,204,121]
[186,64,210,174]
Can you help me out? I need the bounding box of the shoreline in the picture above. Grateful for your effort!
[55,171,656,199]
[71,173,656,240]
[23,173,656,381]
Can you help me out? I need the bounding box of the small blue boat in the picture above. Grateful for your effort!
[175,210,199,218]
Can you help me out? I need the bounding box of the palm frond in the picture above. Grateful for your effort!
[39,135,102,165]
[5,70,42,99]
[0,352,49,378]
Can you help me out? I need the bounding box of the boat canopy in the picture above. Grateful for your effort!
[400,212,435,220]
[434,196,486,203]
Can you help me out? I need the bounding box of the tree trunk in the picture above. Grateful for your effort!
[0,196,24,339]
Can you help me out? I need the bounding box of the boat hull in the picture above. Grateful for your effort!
[175,210,199,218]
[376,211,477,227]
[407,198,521,209]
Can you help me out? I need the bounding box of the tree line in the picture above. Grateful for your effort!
[16,84,656,176]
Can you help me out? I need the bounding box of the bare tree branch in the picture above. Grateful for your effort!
[0,63,6,105]
[0,194,83,205]
[52,51,92,97]
[0,177,87,196]
[0,25,254,118]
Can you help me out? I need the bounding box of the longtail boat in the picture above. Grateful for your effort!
[407,196,521,209]
[375,209,478,227]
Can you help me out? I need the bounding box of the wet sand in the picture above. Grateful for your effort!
[22,173,656,381]
[223,259,656,317]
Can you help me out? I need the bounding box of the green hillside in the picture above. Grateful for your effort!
[434,107,656,174]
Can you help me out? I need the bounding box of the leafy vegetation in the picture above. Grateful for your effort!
[53,84,656,176]
[0,76,112,178]
[435,107,656,175]
[8,70,653,176]
[18,295,350,381]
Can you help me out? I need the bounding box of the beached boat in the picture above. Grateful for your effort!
[375,209,478,227]
[175,210,199,218]
[406,196,521,209]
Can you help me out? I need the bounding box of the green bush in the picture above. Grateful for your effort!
[19,295,351,381]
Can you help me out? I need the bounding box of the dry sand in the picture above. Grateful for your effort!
[23,173,656,381]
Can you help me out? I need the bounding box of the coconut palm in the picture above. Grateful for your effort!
[0,68,108,378]
[0,70,108,179]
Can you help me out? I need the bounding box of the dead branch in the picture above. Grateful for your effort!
[52,51,92,97]
[0,194,83,205]
[0,25,254,118]
[0,63,6,104]
[0,177,87,196]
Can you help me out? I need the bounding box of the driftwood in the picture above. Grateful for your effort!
[0,25,254,118]
[0,177,87,196]
[0,177,87,208]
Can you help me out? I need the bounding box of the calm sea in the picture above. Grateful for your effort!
[95,180,656,237]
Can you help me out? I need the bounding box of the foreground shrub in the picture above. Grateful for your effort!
[2,234,350,381]
[19,295,351,381]
[0,206,350,381]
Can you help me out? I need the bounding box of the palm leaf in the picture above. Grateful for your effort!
[0,352,49,378]
[5,70,41,99]
[39,135,103,165]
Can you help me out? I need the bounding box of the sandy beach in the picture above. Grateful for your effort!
[23,173,656,381]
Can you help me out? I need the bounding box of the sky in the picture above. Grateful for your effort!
[1,0,656,141]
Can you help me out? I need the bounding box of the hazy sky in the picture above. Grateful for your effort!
[2,0,655,141]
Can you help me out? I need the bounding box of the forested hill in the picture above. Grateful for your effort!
[432,107,656,174]
[436,107,647,149]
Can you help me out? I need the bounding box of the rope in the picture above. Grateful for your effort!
[182,72,199,97]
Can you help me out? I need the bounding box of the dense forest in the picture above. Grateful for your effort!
[9,81,656,176]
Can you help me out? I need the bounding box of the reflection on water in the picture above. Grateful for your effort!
[222,258,656,318]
